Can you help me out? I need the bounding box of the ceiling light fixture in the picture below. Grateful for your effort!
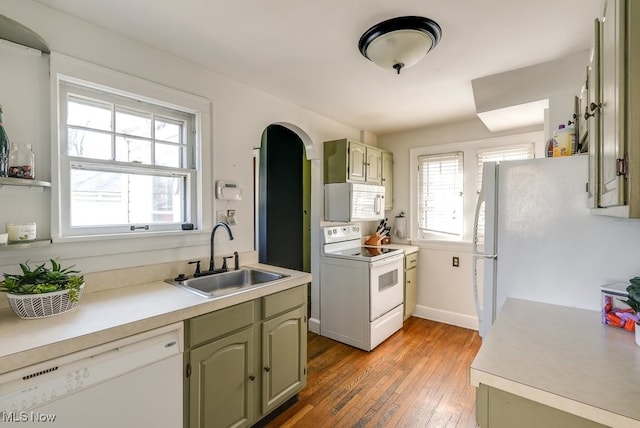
[358,16,442,75]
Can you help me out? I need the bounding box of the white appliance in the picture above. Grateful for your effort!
[324,183,385,222]
[0,323,183,427]
[320,224,404,351]
[472,155,640,338]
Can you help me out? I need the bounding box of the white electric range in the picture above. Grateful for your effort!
[320,224,404,351]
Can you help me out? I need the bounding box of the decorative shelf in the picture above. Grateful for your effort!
[0,239,52,251]
[0,177,51,188]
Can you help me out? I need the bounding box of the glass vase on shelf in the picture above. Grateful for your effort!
[0,104,9,177]
[8,142,35,180]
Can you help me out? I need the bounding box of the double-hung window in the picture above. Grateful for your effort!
[417,151,464,238]
[476,144,534,193]
[475,144,534,241]
[58,82,197,237]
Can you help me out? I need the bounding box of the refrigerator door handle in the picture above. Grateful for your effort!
[472,253,496,318]
[472,255,482,317]
[472,189,485,255]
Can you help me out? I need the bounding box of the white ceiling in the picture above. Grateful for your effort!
[34,0,603,135]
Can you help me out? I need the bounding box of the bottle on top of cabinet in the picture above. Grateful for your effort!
[0,104,9,177]
[551,124,576,157]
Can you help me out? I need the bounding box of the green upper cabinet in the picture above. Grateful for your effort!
[599,0,625,209]
[381,151,393,210]
[324,139,385,185]
[588,0,640,217]
[347,140,367,182]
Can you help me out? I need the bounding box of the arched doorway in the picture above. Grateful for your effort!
[257,124,311,272]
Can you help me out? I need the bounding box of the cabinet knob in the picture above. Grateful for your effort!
[249,375,255,381]
[584,102,602,120]
[264,366,270,372]
[584,110,594,120]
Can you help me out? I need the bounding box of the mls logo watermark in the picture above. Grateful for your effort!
[1,411,57,423]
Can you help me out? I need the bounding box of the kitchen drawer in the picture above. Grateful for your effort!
[187,301,255,347]
[405,252,418,270]
[263,285,306,319]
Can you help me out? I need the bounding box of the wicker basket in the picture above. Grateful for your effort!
[6,284,85,319]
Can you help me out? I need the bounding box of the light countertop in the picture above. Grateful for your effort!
[470,298,640,427]
[379,243,419,255]
[0,263,311,374]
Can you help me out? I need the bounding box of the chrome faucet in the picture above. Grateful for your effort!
[209,222,234,272]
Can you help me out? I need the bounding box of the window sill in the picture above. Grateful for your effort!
[51,229,209,244]
[44,229,213,263]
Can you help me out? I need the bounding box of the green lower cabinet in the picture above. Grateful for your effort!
[261,305,307,414]
[190,328,255,428]
[476,384,607,428]
[186,285,307,428]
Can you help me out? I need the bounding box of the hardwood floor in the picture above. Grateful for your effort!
[266,317,482,428]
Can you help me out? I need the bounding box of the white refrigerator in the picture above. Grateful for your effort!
[472,155,640,338]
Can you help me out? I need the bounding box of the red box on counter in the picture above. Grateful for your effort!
[600,283,638,332]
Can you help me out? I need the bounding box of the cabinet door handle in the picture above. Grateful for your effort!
[584,102,602,120]
[249,375,255,381]
[264,366,270,372]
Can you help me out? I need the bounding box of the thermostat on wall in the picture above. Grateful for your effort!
[216,180,242,200]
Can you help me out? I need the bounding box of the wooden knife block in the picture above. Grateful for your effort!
[365,234,383,246]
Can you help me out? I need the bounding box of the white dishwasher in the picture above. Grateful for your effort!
[0,322,183,427]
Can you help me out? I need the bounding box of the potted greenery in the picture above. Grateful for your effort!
[0,259,84,319]
[625,277,640,346]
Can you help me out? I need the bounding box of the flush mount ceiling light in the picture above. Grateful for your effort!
[358,16,442,74]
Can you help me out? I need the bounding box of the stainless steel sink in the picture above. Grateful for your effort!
[166,267,289,298]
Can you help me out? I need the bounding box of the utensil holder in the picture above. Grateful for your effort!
[365,233,383,246]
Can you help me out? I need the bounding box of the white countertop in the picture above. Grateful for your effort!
[0,263,311,374]
[379,243,419,255]
[470,298,640,427]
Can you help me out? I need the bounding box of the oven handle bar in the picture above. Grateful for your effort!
[369,253,404,268]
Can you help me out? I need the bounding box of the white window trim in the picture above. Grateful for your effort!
[409,131,543,243]
[59,82,197,236]
[49,52,213,254]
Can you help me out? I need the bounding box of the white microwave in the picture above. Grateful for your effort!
[324,183,385,222]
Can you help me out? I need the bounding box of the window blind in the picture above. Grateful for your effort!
[476,144,534,192]
[475,144,534,241]
[417,151,463,236]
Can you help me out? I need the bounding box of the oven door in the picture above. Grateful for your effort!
[369,253,404,321]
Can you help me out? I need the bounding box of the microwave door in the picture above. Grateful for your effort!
[351,190,381,220]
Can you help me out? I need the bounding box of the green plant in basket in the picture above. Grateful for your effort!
[625,277,640,313]
[0,259,84,303]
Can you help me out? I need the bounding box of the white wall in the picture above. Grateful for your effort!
[0,0,365,325]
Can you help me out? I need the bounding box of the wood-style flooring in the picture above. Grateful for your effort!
[266,316,482,428]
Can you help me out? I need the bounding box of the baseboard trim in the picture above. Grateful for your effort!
[308,317,320,334]
[412,305,479,331]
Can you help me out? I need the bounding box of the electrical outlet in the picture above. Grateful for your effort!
[452,256,460,267]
